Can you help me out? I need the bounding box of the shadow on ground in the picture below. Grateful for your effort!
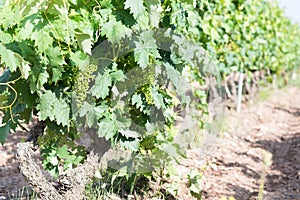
[0,132,32,198]
[253,109,300,200]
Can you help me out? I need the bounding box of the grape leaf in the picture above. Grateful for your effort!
[29,67,49,92]
[72,155,85,165]
[0,6,21,29]
[54,99,71,127]
[51,67,63,83]
[119,129,141,139]
[0,31,12,44]
[57,145,70,158]
[70,51,89,68]
[94,104,109,118]
[97,118,118,140]
[43,0,68,16]
[46,46,66,67]
[79,101,97,128]
[101,18,132,44]
[151,86,165,109]
[14,53,31,79]
[132,94,144,110]
[110,70,125,83]
[18,20,35,40]
[36,70,49,90]
[50,156,59,166]
[134,30,160,69]
[164,62,189,103]
[31,30,53,53]
[37,91,58,120]
[145,0,163,28]
[75,33,93,55]
[124,0,145,20]
[0,45,30,78]
[90,72,112,99]
[0,44,20,72]
[37,90,70,127]
[45,47,65,83]
[78,102,107,128]
[0,123,10,145]
[78,101,94,117]
[120,139,139,151]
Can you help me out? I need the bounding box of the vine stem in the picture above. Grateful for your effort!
[44,9,65,61]
[0,75,22,123]
[63,0,71,54]
[237,72,244,113]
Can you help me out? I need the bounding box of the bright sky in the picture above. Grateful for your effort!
[277,0,300,24]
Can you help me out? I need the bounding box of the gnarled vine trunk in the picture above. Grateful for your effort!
[16,142,99,200]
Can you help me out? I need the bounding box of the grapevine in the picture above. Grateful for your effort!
[0,0,299,198]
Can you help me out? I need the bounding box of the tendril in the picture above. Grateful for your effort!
[0,75,22,123]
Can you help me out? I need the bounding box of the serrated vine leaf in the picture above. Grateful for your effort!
[0,45,30,78]
[164,62,189,103]
[47,0,68,16]
[14,53,31,79]
[51,67,63,83]
[78,102,93,117]
[30,68,49,92]
[90,73,112,99]
[132,94,144,110]
[119,129,141,139]
[0,31,12,44]
[78,102,107,128]
[134,30,160,69]
[18,20,35,40]
[45,47,65,83]
[101,18,132,44]
[37,90,70,127]
[75,33,93,55]
[46,46,66,67]
[55,100,71,127]
[0,6,21,29]
[94,104,109,118]
[57,145,69,158]
[70,51,89,68]
[0,44,19,72]
[110,70,125,83]
[120,140,139,151]
[31,30,53,53]
[146,0,162,28]
[124,0,145,20]
[97,118,118,140]
[151,86,165,109]
[37,70,49,90]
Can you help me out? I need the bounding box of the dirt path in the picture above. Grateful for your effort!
[200,86,300,200]
[0,130,31,198]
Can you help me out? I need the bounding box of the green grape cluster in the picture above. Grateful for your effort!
[74,62,98,108]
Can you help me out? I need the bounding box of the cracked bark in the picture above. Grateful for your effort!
[16,142,99,200]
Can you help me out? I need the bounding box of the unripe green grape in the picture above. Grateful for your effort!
[74,62,98,108]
